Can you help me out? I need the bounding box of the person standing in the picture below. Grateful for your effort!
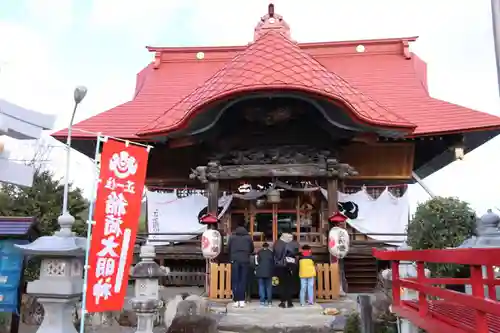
[227,222,254,308]
[298,244,316,306]
[255,242,274,306]
[273,231,299,308]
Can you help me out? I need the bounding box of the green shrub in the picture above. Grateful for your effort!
[344,312,361,333]
[406,196,475,277]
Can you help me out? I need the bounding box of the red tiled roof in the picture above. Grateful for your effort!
[138,30,416,136]
[318,54,500,136]
[52,60,228,139]
[52,34,500,140]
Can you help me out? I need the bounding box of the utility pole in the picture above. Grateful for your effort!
[492,0,500,95]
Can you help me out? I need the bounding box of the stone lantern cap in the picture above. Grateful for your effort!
[15,215,86,256]
[131,245,167,278]
[131,261,166,279]
[458,210,500,248]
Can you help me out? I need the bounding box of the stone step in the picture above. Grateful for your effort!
[217,301,350,332]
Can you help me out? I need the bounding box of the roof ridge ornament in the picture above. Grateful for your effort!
[254,2,291,41]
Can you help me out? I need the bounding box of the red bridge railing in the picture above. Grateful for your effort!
[373,248,500,333]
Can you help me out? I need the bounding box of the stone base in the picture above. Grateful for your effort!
[36,297,79,333]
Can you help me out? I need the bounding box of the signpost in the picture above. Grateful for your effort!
[0,217,39,333]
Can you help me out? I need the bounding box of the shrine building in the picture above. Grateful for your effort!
[53,4,500,298]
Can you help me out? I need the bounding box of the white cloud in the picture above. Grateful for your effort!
[23,0,75,32]
[0,22,65,115]
[87,0,187,44]
[0,21,95,194]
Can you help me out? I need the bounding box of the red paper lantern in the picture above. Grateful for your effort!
[199,213,218,225]
[328,212,347,224]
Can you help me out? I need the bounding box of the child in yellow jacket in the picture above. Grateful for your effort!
[298,244,316,306]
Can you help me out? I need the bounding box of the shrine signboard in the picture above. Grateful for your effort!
[85,139,149,312]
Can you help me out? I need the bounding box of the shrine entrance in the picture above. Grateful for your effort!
[229,189,325,248]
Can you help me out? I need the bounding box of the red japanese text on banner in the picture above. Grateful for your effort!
[85,139,149,313]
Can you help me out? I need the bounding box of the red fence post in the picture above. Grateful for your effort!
[416,261,428,317]
[485,264,496,300]
[392,260,401,307]
[471,264,488,333]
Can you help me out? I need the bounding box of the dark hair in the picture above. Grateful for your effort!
[302,244,311,250]
[262,242,269,248]
[237,220,246,227]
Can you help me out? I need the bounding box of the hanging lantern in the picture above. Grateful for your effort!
[201,229,222,259]
[328,227,350,258]
[267,189,281,203]
[453,144,465,160]
[199,213,218,225]
[328,211,348,225]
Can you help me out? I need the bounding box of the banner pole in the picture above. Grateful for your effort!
[79,134,103,333]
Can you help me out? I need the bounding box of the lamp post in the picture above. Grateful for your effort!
[60,86,87,235]
[13,86,89,333]
[492,0,500,95]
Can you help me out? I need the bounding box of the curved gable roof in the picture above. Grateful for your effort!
[51,37,500,140]
[138,30,415,136]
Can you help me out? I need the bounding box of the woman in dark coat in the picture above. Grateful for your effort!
[273,232,299,308]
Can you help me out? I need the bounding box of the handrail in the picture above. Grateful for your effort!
[373,247,500,266]
[373,247,500,333]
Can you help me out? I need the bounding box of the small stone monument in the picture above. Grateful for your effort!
[15,214,87,333]
[130,245,166,333]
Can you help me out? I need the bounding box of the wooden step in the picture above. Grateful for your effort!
[344,256,378,293]
[344,266,378,272]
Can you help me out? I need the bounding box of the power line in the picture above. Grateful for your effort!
[0,158,52,163]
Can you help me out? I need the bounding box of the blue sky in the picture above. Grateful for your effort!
[1,0,500,214]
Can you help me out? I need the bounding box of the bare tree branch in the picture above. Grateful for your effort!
[23,138,54,172]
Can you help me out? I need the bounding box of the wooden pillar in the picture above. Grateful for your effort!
[325,159,341,298]
[206,161,220,229]
[325,158,355,297]
[204,161,220,296]
[207,181,219,219]
[326,178,338,217]
[326,177,341,298]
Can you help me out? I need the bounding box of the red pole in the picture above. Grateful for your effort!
[392,260,401,307]
[470,264,488,332]
[416,262,428,317]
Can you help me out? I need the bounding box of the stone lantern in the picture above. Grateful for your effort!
[458,210,500,299]
[15,214,86,333]
[130,245,167,333]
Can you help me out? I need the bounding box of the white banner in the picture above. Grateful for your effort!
[322,187,409,244]
[146,191,232,245]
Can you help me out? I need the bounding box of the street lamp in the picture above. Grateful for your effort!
[492,0,500,95]
[59,86,87,235]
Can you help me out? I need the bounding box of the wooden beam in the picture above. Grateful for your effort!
[219,163,327,178]
[145,178,201,188]
[351,133,378,145]
[168,136,198,148]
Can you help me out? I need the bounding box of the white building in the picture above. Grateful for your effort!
[0,99,56,187]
